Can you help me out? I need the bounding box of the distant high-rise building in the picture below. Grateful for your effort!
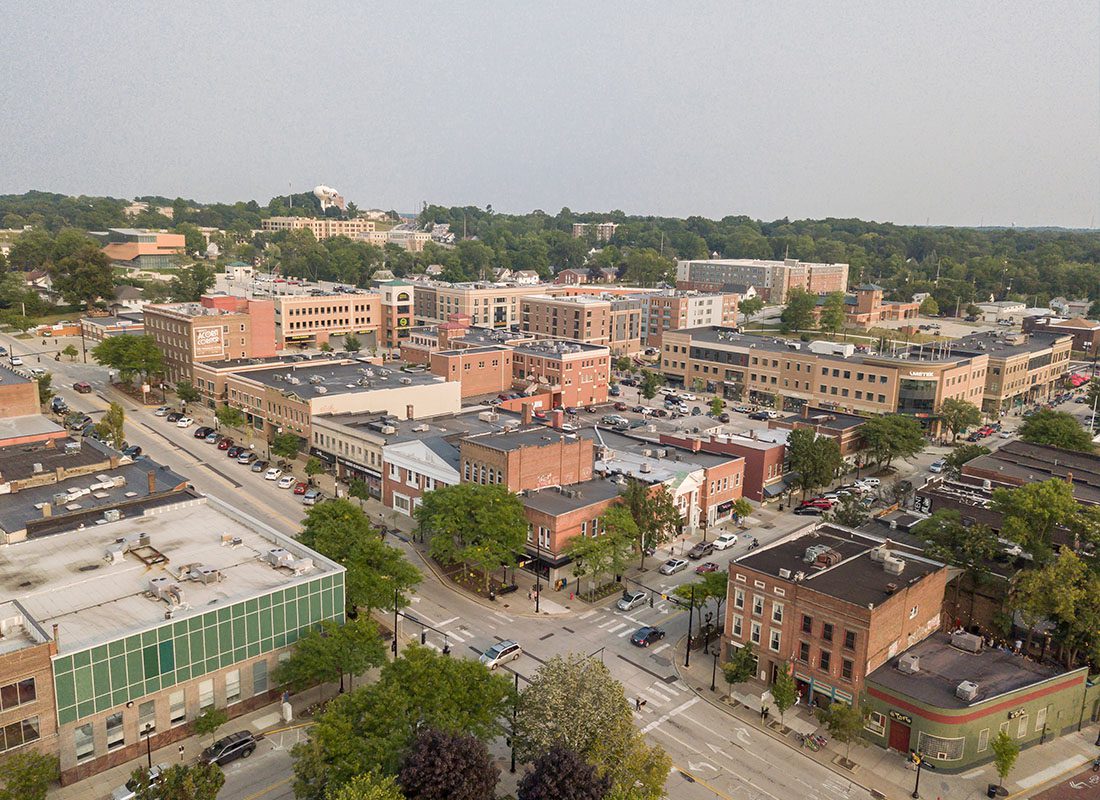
[676,258,849,302]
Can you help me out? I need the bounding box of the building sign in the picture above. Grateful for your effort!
[716,500,734,514]
[1007,708,1027,719]
[194,326,225,358]
[397,317,410,327]
[888,710,913,725]
[908,371,933,377]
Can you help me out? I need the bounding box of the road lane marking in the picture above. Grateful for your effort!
[578,609,598,620]
[640,697,698,733]
[605,622,628,634]
[437,616,459,627]
[446,629,468,642]
[651,643,671,655]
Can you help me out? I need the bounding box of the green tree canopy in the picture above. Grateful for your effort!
[35,372,53,405]
[621,480,681,568]
[215,404,246,429]
[780,288,817,333]
[918,296,939,315]
[817,291,846,334]
[343,334,361,352]
[91,335,164,386]
[990,731,1020,791]
[944,444,990,476]
[1018,409,1093,452]
[176,380,201,405]
[787,428,843,499]
[194,706,228,746]
[49,241,115,306]
[325,773,405,800]
[132,762,225,800]
[770,666,797,725]
[517,746,611,800]
[638,369,664,400]
[721,643,758,696]
[0,750,58,800]
[417,484,526,592]
[565,507,635,592]
[859,414,925,469]
[828,493,869,528]
[992,478,1078,562]
[270,431,301,460]
[169,262,216,301]
[739,295,764,320]
[95,401,127,449]
[274,617,386,694]
[937,397,982,441]
[815,702,868,762]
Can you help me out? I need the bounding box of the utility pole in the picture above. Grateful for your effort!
[535,536,541,614]
[392,587,399,656]
[510,671,519,773]
[684,585,695,668]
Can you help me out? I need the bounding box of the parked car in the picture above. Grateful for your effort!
[277,474,296,489]
[193,426,212,438]
[718,413,731,423]
[237,451,257,465]
[205,431,219,443]
[111,763,169,800]
[929,458,947,473]
[122,445,142,458]
[250,459,268,473]
[166,412,182,423]
[226,446,243,458]
[616,590,648,612]
[856,477,881,489]
[966,431,983,442]
[733,405,751,413]
[801,498,833,510]
[73,381,92,393]
[176,417,194,428]
[613,401,629,411]
[630,626,666,648]
[50,396,68,414]
[794,505,825,516]
[10,356,22,366]
[695,561,719,574]
[479,640,521,669]
[609,385,621,396]
[202,731,258,766]
[602,414,629,426]
[29,367,46,377]
[658,558,688,575]
[293,481,308,495]
[302,488,322,504]
[713,531,739,550]
[217,437,233,450]
[264,467,283,481]
[748,411,771,421]
[687,541,715,560]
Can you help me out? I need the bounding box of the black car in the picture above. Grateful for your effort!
[193,426,213,438]
[226,445,243,458]
[166,412,183,423]
[794,505,825,516]
[748,411,771,421]
[687,541,715,560]
[718,413,731,423]
[630,626,666,648]
[122,445,143,458]
[202,731,258,766]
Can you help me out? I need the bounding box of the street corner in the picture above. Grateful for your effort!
[1027,764,1100,800]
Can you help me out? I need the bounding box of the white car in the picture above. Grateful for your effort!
[679,392,697,401]
[479,640,522,669]
[713,531,739,550]
[857,477,881,489]
[175,417,194,428]
[929,459,946,473]
[29,367,46,377]
[264,467,283,481]
[10,356,22,366]
[277,474,296,489]
[111,763,168,800]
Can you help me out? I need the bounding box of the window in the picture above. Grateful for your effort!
[198,679,214,710]
[916,732,965,761]
[253,660,269,696]
[865,712,886,736]
[1016,714,1028,739]
[819,651,831,673]
[772,602,784,623]
[106,711,125,751]
[977,728,990,753]
[769,629,781,652]
[841,659,853,681]
[75,723,94,762]
[1035,707,1047,732]
[822,623,833,642]
[844,629,856,650]
[732,615,743,638]
[799,641,810,662]
[734,588,745,609]
[998,720,1010,736]
[801,615,812,634]
[139,701,156,737]
[169,690,186,726]
[226,669,241,705]
[747,621,762,645]
[752,595,764,616]
[0,678,35,711]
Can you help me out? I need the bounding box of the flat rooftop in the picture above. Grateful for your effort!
[735,526,941,608]
[235,361,446,395]
[868,632,1066,709]
[680,258,847,269]
[0,436,108,482]
[0,496,341,654]
[522,478,623,516]
[513,339,610,357]
[464,427,579,453]
[0,365,31,385]
[146,303,240,317]
[952,331,1071,357]
[784,408,866,431]
[0,415,64,444]
[963,440,1100,505]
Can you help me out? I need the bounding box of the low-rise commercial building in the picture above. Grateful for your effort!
[511,340,611,408]
[647,431,787,503]
[676,258,849,302]
[412,281,540,328]
[770,406,867,456]
[275,292,382,350]
[94,229,186,270]
[429,346,514,398]
[80,313,144,343]
[960,440,1100,506]
[951,331,1073,413]
[822,285,919,329]
[0,365,45,419]
[1022,315,1100,354]
[520,293,643,354]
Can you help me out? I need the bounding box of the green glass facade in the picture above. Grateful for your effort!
[52,573,343,726]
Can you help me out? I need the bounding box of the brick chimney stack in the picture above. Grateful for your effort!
[522,404,533,425]
[147,471,157,493]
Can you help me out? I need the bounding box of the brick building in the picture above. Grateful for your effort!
[275,292,382,350]
[0,601,57,762]
[816,285,919,329]
[520,294,643,355]
[641,290,739,347]
[723,526,948,711]
[511,340,611,408]
[260,216,375,238]
[652,431,787,503]
[675,258,849,302]
[428,346,513,398]
[459,429,594,492]
[0,366,43,419]
[769,406,866,457]
[1022,315,1100,355]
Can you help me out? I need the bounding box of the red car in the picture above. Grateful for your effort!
[293,482,308,495]
[613,402,628,411]
[800,499,833,511]
[217,437,233,450]
[695,561,719,574]
[978,426,994,436]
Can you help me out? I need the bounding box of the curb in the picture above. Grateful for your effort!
[670,644,895,799]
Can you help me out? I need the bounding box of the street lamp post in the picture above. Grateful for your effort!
[684,585,695,669]
[510,671,519,773]
[710,648,719,692]
[703,612,713,654]
[911,751,925,799]
[143,723,153,769]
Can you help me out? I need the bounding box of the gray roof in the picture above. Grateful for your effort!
[0,415,64,443]
[0,364,31,385]
[465,427,579,453]
[867,632,1067,709]
[962,440,1100,505]
[784,407,866,431]
[522,479,623,516]
[235,360,444,395]
[951,331,1072,358]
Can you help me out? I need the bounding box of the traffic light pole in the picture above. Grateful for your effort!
[684,585,695,668]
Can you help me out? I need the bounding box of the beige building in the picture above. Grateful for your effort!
[413,282,543,328]
[571,222,618,242]
[520,294,643,355]
[951,331,1074,413]
[675,258,849,302]
[641,290,739,347]
[260,217,376,238]
[357,229,432,252]
[275,293,382,350]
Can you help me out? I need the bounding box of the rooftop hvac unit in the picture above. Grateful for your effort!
[0,616,24,638]
[642,449,653,457]
[103,509,121,523]
[289,557,313,575]
[951,631,984,653]
[309,375,323,384]
[478,411,498,422]
[883,556,906,576]
[815,549,842,567]
[399,377,413,385]
[266,548,294,568]
[778,568,792,579]
[804,544,831,563]
[639,463,651,473]
[656,449,668,458]
[105,543,126,564]
[870,546,891,563]
[897,654,921,674]
[380,425,397,435]
[315,386,328,394]
[793,571,806,581]
[956,681,979,701]
[187,565,222,584]
[287,376,301,385]
[31,462,43,475]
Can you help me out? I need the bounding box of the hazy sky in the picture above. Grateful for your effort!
[2,2,1098,227]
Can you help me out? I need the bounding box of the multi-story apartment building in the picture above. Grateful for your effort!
[520,294,643,355]
[641,290,740,347]
[377,280,415,348]
[143,297,276,384]
[571,222,618,242]
[458,429,594,493]
[412,282,539,327]
[260,216,376,238]
[724,526,947,711]
[429,346,514,398]
[676,258,849,302]
[511,340,611,408]
[661,327,990,433]
[951,331,1073,413]
[275,293,382,350]
[94,229,186,270]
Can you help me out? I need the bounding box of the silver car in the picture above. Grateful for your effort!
[479,640,522,669]
[616,590,648,611]
[111,763,168,800]
[659,558,689,575]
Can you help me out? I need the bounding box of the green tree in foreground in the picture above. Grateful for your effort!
[271,431,301,460]
[918,296,939,316]
[0,750,58,800]
[731,497,752,523]
[621,479,681,568]
[860,414,925,469]
[194,706,228,746]
[96,401,126,449]
[517,746,611,800]
[275,617,387,694]
[944,444,990,476]
[780,288,817,333]
[992,478,1078,563]
[818,291,846,335]
[770,666,797,726]
[1018,409,1093,452]
[709,396,724,416]
[343,334,362,353]
[739,295,764,320]
[215,404,246,429]
[816,702,868,763]
[305,456,325,479]
[176,380,201,406]
[937,397,981,442]
[91,334,165,386]
[132,762,225,800]
[35,372,54,405]
[326,773,405,800]
[990,730,1019,793]
[397,728,498,800]
[721,643,758,697]
[639,369,664,400]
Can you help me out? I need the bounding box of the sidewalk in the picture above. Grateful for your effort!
[675,653,1099,800]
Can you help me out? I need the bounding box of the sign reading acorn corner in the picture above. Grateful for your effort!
[194,326,225,358]
[889,710,913,725]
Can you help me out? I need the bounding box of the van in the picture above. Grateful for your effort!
[302,488,322,505]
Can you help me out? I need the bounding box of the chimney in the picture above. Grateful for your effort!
[406,404,415,420]
[41,502,52,518]
[147,471,157,493]
[522,404,533,425]
[552,409,564,429]
[52,623,59,648]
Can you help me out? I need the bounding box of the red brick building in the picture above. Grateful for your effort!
[655,432,787,503]
[724,526,947,710]
[460,429,594,492]
[429,346,514,398]
[511,340,610,408]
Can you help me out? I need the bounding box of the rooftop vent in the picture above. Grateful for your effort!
[951,631,983,653]
[186,564,223,585]
[870,545,891,563]
[31,462,43,474]
[103,509,121,523]
[897,654,920,674]
[804,544,831,563]
[883,555,906,575]
[778,568,792,579]
[265,548,293,568]
[815,549,842,567]
[639,463,651,473]
[956,681,979,701]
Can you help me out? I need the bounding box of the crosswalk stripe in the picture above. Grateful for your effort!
[578,610,598,620]
[606,622,628,634]
[651,643,671,655]
[657,677,678,692]
[597,619,618,629]
[446,629,467,642]
[645,687,672,703]
[617,627,635,637]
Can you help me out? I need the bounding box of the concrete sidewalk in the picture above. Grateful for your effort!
[676,652,1099,800]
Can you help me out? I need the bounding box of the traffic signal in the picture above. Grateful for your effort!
[420,630,427,645]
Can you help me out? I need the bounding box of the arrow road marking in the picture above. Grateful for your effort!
[688,760,717,772]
